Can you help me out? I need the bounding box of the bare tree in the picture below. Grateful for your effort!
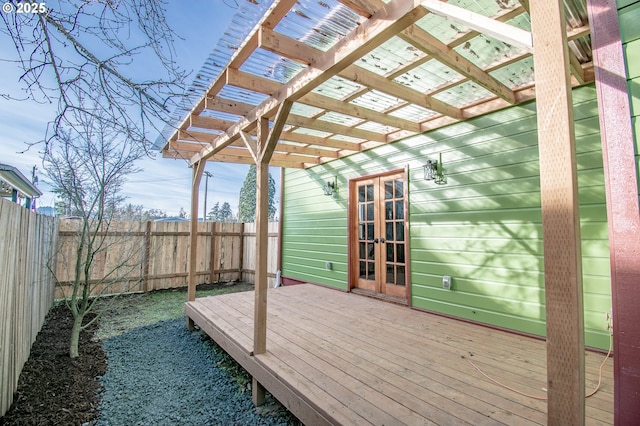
[1,0,187,152]
[45,109,145,358]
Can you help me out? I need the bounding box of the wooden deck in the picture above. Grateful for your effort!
[186,284,613,425]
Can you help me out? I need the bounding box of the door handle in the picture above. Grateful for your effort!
[373,238,379,243]
[380,238,386,243]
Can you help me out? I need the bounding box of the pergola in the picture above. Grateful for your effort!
[160,0,639,423]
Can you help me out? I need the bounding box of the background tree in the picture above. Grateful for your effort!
[142,208,167,221]
[237,165,276,222]
[219,201,235,222]
[45,110,145,358]
[207,202,221,221]
[1,0,187,152]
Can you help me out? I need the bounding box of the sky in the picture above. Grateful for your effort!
[0,0,280,219]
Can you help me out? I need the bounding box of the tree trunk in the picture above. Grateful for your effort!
[69,313,83,358]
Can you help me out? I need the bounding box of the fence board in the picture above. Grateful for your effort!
[0,199,58,417]
[55,220,279,298]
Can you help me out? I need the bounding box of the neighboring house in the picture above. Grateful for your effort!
[161,0,639,423]
[0,164,41,210]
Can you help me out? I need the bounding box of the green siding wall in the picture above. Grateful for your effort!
[619,0,640,199]
[282,85,612,349]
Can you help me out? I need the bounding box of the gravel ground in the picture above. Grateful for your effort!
[97,318,297,426]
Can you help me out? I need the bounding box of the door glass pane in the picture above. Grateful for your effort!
[385,181,393,199]
[359,261,366,278]
[367,242,375,260]
[385,201,393,220]
[397,243,405,264]
[395,179,403,198]
[367,223,374,241]
[397,266,405,286]
[386,222,393,241]
[367,203,374,221]
[386,265,395,284]
[386,244,394,262]
[366,184,374,201]
[358,186,365,202]
[359,204,365,221]
[396,222,404,241]
[359,224,365,239]
[359,242,366,260]
[367,261,375,279]
[395,200,404,220]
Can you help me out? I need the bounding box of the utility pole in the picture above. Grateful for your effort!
[203,171,213,221]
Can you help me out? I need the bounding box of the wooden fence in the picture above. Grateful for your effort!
[0,199,58,417]
[55,220,280,299]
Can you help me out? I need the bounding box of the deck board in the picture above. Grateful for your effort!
[186,284,613,425]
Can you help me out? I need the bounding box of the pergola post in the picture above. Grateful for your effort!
[530,2,585,424]
[187,160,205,330]
[253,117,270,356]
[587,1,640,423]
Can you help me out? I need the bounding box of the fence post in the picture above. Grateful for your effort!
[239,222,245,282]
[142,220,152,292]
[209,222,217,284]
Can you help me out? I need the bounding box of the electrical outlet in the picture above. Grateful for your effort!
[442,275,452,290]
[325,261,332,271]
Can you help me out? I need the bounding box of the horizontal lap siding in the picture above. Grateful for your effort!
[282,86,611,349]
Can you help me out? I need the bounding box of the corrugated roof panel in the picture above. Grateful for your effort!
[199,109,241,122]
[453,33,517,69]
[357,121,399,134]
[415,13,464,44]
[292,128,333,138]
[318,111,364,127]
[449,0,520,17]
[291,102,325,118]
[330,134,365,143]
[356,38,426,76]
[389,104,438,122]
[433,80,494,108]
[240,48,306,83]
[313,76,364,99]
[274,0,360,52]
[350,90,404,112]
[394,60,463,94]
[489,57,535,88]
[218,85,267,106]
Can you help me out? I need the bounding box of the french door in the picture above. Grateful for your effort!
[351,172,407,299]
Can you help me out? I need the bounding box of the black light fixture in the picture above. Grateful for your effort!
[323,177,337,196]
[423,153,447,185]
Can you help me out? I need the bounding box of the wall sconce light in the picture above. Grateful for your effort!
[423,153,447,185]
[323,177,337,196]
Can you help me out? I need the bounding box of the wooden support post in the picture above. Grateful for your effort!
[188,160,205,330]
[251,376,266,407]
[530,2,585,424]
[253,117,270,356]
[587,1,640,423]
